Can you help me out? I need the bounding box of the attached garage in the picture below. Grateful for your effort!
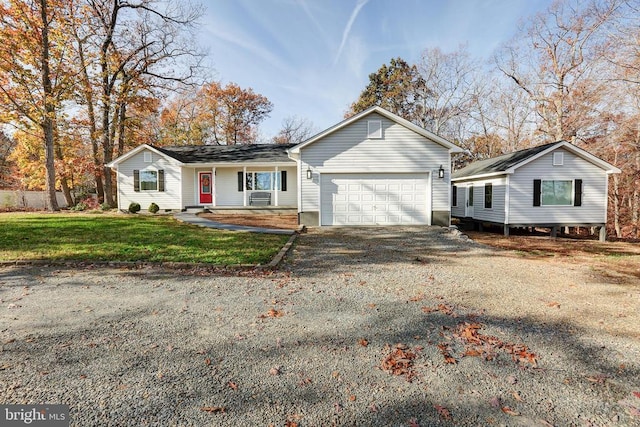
[320,173,430,225]
[287,106,463,227]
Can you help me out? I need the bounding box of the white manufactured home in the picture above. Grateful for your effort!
[451,141,621,240]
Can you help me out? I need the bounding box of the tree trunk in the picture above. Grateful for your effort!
[39,0,59,211]
[75,29,104,203]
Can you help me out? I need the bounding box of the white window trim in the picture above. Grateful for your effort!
[143,152,152,163]
[139,169,158,192]
[367,120,382,139]
[541,179,573,206]
[484,183,493,210]
[553,152,564,166]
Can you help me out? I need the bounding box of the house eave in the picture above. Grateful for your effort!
[451,171,511,182]
[182,161,296,168]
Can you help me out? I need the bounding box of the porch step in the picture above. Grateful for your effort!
[184,206,210,214]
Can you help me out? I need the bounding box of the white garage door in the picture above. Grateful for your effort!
[320,173,430,226]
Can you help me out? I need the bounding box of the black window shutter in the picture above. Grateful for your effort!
[158,170,165,192]
[533,179,541,206]
[237,172,243,192]
[134,170,140,192]
[452,185,457,207]
[281,171,287,191]
[574,179,582,206]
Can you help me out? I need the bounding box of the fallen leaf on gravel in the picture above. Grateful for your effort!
[507,375,517,385]
[512,391,524,402]
[260,308,284,318]
[200,406,225,414]
[489,396,501,408]
[434,405,452,421]
[269,366,281,375]
[349,395,356,401]
[0,364,11,371]
[7,303,20,309]
[409,292,425,302]
[358,338,369,347]
[421,306,436,313]
[586,374,608,384]
[228,381,238,390]
[633,392,640,399]
[437,343,457,364]
[369,404,378,412]
[381,344,417,381]
[546,301,561,308]
[538,420,555,427]
[408,417,420,426]
[205,358,211,366]
[285,421,298,427]
[334,402,342,413]
[501,406,520,416]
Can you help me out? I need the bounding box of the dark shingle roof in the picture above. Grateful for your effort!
[152,144,296,164]
[452,141,561,179]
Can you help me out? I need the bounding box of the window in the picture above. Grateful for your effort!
[553,152,564,166]
[140,170,158,191]
[134,169,164,192]
[143,152,152,163]
[239,171,287,191]
[542,180,573,205]
[367,120,382,139]
[484,183,492,209]
[452,185,457,207]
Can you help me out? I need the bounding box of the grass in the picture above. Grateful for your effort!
[0,213,291,265]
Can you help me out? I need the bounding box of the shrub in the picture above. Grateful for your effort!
[148,202,159,214]
[100,202,113,211]
[128,202,141,213]
[71,202,88,211]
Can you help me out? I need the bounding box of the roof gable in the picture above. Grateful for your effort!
[289,106,462,155]
[452,141,621,181]
[106,144,183,167]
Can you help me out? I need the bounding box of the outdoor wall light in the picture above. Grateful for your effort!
[306,167,312,180]
[438,165,445,179]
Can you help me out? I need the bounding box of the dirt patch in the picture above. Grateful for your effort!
[466,230,640,284]
[199,213,299,230]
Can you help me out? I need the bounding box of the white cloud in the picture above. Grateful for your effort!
[333,0,369,66]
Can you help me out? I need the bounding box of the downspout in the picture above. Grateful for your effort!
[274,165,279,206]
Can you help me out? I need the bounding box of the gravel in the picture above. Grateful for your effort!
[1,226,639,426]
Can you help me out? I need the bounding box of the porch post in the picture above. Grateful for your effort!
[274,166,279,207]
[212,167,216,206]
[243,166,247,207]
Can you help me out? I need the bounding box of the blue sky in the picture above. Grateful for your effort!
[199,0,554,139]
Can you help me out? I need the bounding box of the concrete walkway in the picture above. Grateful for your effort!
[174,212,296,235]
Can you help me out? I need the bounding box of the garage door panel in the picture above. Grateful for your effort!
[321,173,430,226]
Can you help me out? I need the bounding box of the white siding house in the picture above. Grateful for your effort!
[107,144,297,212]
[451,141,621,240]
[288,106,463,226]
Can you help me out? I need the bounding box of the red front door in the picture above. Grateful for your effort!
[198,172,212,204]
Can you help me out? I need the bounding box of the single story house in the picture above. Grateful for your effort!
[450,141,621,240]
[107,106,464,226]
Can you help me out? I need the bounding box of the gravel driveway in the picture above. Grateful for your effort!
[1,227,639,426]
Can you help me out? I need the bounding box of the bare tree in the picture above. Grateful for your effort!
[272,116,316,144]
[415,45,478,140]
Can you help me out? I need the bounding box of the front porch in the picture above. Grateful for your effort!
[188,164,297,209]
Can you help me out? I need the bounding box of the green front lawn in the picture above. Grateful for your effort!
[0,213,290,265]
